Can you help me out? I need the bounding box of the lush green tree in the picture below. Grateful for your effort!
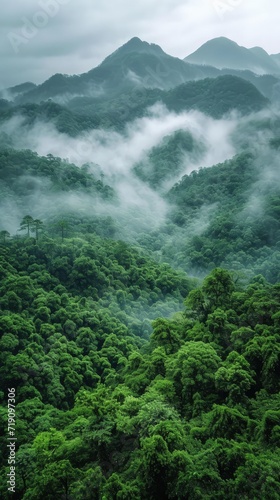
[0,230,10,243]
[168,341,221,416]
[31,219,44,241]
[19,215,34,237]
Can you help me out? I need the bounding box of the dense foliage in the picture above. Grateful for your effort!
[0,75,268,139]
[133,130,201,189]
[0,149,114,201]
[0,257,279,498]
[132,148,280,282]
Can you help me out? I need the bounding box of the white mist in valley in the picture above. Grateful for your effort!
[0,103,241,240]
[8,104,280,248]
[14,104,238,178]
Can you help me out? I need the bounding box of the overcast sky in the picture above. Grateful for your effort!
[1,0,279,90]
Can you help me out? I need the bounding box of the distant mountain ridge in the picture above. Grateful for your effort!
[4,38,221,105]
[185,37,280,75]
[0,75,268,145]
[0,36,279,107]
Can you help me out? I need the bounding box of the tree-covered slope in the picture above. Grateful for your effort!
[133,129,203,189]
[164,75,269,117]
[0,101,101,137]
[161,150,280,281]
[69,75,268,122]
[0,149,111,196]
[0,82,37,101]
[1,266,279,499]
[0,75,269,142]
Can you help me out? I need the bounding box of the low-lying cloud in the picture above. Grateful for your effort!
[1,104,241,239]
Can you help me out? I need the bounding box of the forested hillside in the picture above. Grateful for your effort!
[1,35,280,499]
[0,255,279,498]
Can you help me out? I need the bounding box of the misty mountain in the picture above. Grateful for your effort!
[1,37,279,108]
[86,36,219,87]
[65,74,268,120]
[163,148,280,281]
[0,101,101,138]
[12,38,221,105]
[185,37,280,76]
[0,35,278,285]
[0,82,37,100]
[1,30,280,500]
[220,71,280,102]
[1,110,280,283]
[0,148,115,235]
[0,75,268,146]
[163,76,268,117]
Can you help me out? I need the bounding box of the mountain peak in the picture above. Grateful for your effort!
[119,36,164,53]
[205,37,238,45]
[185,37,280,75]
[101,37,165,64]
[185,37,240,59]
[123,37,145,48]
[250,46,269,56]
